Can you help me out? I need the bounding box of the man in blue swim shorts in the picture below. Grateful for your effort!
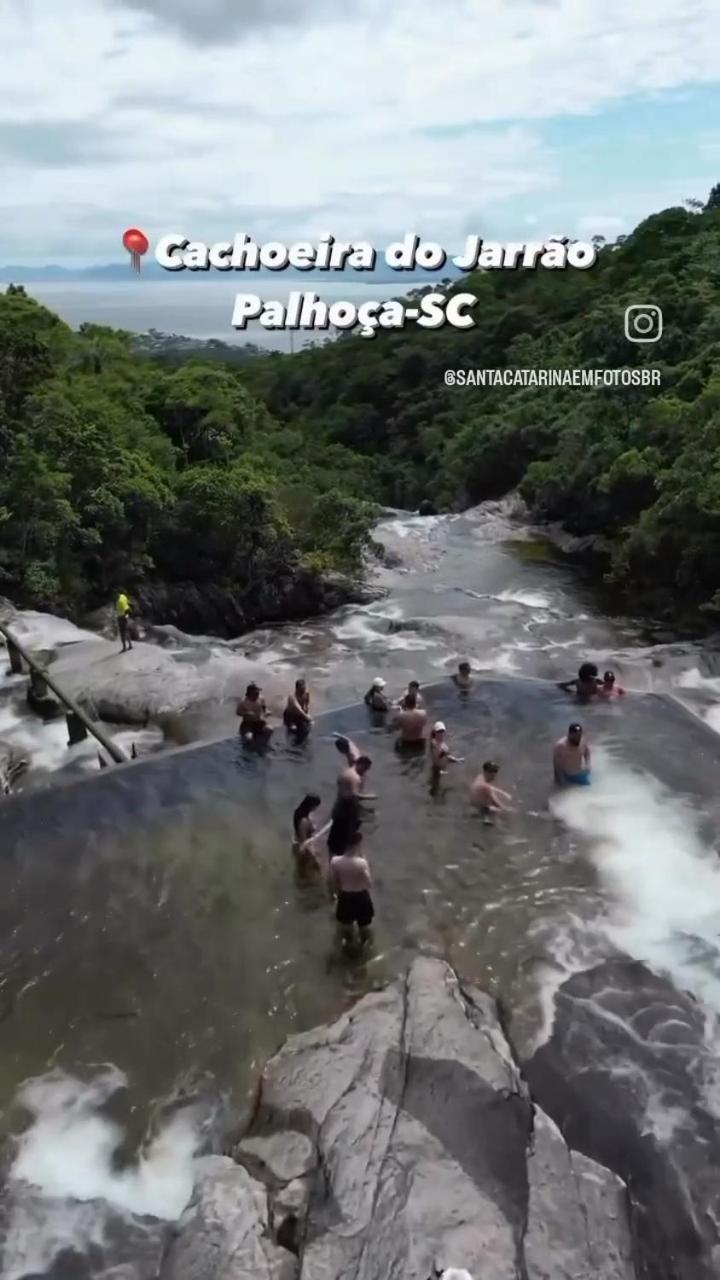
[553,722,592,786]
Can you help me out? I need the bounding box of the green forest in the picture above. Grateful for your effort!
[1,185,720,632]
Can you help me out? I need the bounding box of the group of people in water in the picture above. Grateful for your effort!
[238,657,626,951]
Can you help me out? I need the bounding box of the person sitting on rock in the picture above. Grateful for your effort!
[116,589,133,654]
[558,662,599,698]
[397,679,424,710]
[328,829,374,948]
[284,677,313,735]
[452,660,474,691]
[364,676,390,713]
[236,682,270,740]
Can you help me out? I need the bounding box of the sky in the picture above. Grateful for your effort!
[2,0,720,266]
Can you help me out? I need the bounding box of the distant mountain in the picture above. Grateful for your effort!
[0,258,465,285]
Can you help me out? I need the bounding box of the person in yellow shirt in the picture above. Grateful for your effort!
[116,591,133,653]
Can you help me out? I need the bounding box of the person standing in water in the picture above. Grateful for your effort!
[336,752,374,801]
[598,670,625,698]
[116,590,133,653]
[558,662,599,698]
[553,723,592,785]
[236,683,269,740]
[291,793,325,875]
[452,661,474,691]
[284,678,313,735]
[364,677,389,713]
[397,679,423,710]
[470,762,514,822]
[392,691,428,751]
[328,829,375,948]
[430,722,464,774]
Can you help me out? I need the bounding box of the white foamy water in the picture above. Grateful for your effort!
[495,588,554,610]
[10,1070,199,1219]
[1,609,97,650]
[552,747,720,1011]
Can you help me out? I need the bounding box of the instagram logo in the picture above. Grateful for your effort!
[624,304,663,343]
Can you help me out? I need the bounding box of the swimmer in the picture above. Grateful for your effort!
[283,677,313,733]
[364,676,390,713]
[328,829,374,948]
[470,761,514,823]
[558,662,599,699]
[553,723,592,786]
[430,721,464,774]
[397,679,424,710]
[452,660,474,691]
[291,793,325,874]
[598,669,625,698]
[236,682,270,740]
[392,691,428,749]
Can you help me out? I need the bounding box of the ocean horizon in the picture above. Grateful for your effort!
[1,278,414,352]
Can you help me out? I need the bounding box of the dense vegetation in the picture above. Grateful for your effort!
[244,185,720,621]
[0,287,378,630]
[1,185,719,631]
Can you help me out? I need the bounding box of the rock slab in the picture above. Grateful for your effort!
[218,957,635,1280]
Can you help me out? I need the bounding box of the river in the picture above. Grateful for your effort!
[2,500,720,1275]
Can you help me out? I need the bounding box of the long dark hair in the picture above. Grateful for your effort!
[293,793,321,835]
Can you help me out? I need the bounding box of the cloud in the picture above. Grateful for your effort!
[113,0,362,43]
[1,0,720,263]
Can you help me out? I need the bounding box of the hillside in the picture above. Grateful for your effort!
[2,187,720,631]
[0,293,380,634]
[244,187,720,621]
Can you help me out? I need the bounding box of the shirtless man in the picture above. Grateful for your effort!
[236,683,269,739]
[397,680,424,710]
[393,692,428,749]
[334,733,360,765]
[470,761,514,822]
[558,662,599,699]
[598,669,625,698]
[553,723,591,786]
[284,677,312,733]
[328,830,375,947]
[452,661,474,691]
[337,752,374,801]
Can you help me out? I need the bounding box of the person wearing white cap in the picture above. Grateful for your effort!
[430,721,464,774]
[364,676,389,713]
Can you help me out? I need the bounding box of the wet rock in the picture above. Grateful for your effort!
[43,637,284,728]
[229,957,633,1280]
[525,1109,633,1280]
[160,1156,296,1280]
[235,1131,314,1184]
[0,739,28,795]
[417,499,438,516]
[134,570,381,640]
[524,957,720,1280]
[270,1179,310,1253]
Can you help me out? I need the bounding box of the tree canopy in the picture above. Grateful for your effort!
[2,187,720,628]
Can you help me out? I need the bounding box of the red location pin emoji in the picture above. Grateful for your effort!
[122,227,149,273]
